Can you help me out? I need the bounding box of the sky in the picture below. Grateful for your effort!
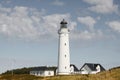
[0,0,120,74]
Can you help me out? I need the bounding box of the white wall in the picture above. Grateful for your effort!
[80,65,101,74]
[30,70,54,76]
[80,65,91,74]
[58,28,70,75]
[70,66,74,73]
[90,71,97,74]
[44,70,54,76]
[96,65,101,73]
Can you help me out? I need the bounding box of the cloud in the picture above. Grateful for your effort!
[75,16,110,40]
[0,5,76,41]
[0,6,42,40]
[0,4,104,41]
[52,0,64,6]
[0,5,111,41]
[77,16,96,31]
[106,21,120,32]
[83,0,118,14]
[71,30,104,40]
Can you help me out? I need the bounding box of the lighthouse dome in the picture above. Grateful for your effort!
[60,19,67,28]
[60,19,67,24]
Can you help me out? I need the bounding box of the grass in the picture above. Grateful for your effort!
[0,74,42,80]
[0,67,120,80]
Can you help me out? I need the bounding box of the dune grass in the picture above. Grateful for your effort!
[0,67,120,80]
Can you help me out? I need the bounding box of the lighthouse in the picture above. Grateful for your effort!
[57,19,70,75]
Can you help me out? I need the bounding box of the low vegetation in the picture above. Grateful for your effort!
[0,66,120,80]
[2,67,35,75]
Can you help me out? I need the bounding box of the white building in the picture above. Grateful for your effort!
[70,64,80,74]
[80,63,105,74]
[57,19,70,75]
[30,66,57,76]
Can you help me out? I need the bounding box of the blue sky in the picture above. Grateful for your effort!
[0,0,120,73]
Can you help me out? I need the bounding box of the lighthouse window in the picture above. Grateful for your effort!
[65,66,66,69]
[65,43,66,45]
[65,55,66,57]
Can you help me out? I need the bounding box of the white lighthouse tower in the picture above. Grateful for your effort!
[57,19,70,75]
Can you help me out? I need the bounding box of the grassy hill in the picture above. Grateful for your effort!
[0,67,120,80]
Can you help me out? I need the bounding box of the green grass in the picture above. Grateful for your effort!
[0,67,120,80]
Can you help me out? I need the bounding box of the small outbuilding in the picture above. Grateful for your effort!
[30,66,57,76]
[80,63,105,74]
[70,64,80,74]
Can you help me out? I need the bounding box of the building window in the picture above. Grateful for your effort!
[40,71,42,75]
[48,71,51,75]
[37,71,39,75]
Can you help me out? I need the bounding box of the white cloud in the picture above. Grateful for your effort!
[52,0,64,6]
[69,22,77,31]
[83,0,118,14]
[77,16,96,31]
[0,5,76,41]
[107,21,120,32]
[75,30,95,40]
[0,5,111,41]
[71,30,104,40]
[75,16,109,40]
[0,6,41,40]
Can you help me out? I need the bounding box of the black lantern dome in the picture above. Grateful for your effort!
[60,19,67,28]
